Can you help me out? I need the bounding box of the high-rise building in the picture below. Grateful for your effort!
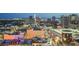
[61,15,69,28]
[34,14,36,24]
[28,16,34,24]
[61,14,79,29]
[51,16,56,22]
[68,14,79,29]
[36,16,41,23]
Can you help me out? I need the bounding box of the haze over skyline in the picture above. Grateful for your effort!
[0,13,78,19]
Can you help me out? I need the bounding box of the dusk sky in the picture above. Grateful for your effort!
[0,13,78,19]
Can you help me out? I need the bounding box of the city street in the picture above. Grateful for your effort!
[0,13,79,46]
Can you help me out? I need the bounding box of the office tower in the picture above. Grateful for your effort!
[61,15,69,28]
[69,14,79,29]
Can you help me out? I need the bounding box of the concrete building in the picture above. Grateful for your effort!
[61,15,70,28]
[68,14,79,29]
[61,14,79,29]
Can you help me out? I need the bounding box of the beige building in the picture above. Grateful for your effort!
[61,14,79,29]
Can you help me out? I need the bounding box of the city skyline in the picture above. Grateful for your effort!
[0,13,79,19]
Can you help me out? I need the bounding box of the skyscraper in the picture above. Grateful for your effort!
[61,15,70,28]
[61,14,79,29]
[68,14,79,29]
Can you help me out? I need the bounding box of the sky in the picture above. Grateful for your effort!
[0,13,78,19]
